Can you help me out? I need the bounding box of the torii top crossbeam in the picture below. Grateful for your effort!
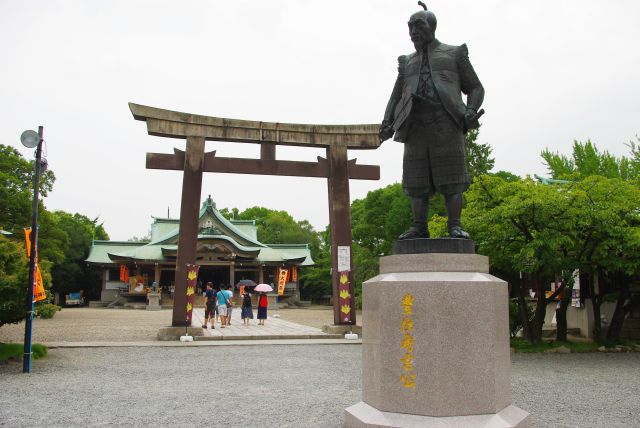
[129,103,381,149]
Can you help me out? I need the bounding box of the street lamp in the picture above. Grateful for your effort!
[20,126,45,373]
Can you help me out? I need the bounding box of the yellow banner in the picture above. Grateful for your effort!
[24,228,46,303]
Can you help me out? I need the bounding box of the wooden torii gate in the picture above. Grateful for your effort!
[129,103,380,327]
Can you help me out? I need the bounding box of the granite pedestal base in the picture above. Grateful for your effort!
[345,402,529,428]
[344,252,529,427]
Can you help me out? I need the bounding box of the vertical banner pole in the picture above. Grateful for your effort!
[23,126,43,373]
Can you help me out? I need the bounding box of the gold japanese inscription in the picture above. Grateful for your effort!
[400,293,416,389]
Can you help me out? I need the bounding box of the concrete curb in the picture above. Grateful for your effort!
[42,338,362,348]
[194,333,344,341]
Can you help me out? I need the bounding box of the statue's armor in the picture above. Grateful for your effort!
[382,39,484,196]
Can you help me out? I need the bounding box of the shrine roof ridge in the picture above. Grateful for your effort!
[91,240,147,246]
[264,243,310,249]
[129,102,381,149]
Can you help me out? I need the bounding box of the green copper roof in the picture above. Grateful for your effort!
[87,197,314,266]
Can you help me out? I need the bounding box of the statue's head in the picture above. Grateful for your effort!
[408,2,437,50]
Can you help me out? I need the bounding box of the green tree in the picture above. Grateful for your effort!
[464,175,577,343]
[464,174,640,343]
[0,144,55,233]
[220,206,324,300]
[49,212,109,300]
[351,183,411,257]
[466,128,495,180]
[0,235,29,327]
[542,140,640,341]
[542,139,640,181]
[298,229,332,301]
[562,177,640,341]
[228,207,320,254]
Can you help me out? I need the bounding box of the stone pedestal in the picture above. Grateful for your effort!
[344,252,529,427]
[146,292,161,311]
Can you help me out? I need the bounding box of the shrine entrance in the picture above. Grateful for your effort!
[129,103,380,327]
[197,266,229,290]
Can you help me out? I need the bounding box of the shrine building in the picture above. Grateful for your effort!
[86,196,314,304]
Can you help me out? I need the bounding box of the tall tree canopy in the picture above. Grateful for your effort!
[463,174,640,342]
[542,139,640,181]
[219,206,325,300]
[0,145,109,323]
[219,206,320,255]
[0,144,55,232]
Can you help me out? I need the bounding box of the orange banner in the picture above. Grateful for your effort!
[119,265,129,282]
[24,228,46,303]
[291,265,297,282]
[277,268,289,296]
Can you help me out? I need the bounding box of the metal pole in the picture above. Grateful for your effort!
[23,126,43,373]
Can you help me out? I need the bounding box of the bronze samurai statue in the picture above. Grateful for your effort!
[380,2,485,240]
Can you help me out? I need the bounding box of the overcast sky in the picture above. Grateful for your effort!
[2,1,639,240]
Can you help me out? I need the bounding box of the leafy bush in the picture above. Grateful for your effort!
[32,343,48,358]
[0,236,29,327]
[0,342,48,361]
[36,303,61,319]
[509,299,534,338]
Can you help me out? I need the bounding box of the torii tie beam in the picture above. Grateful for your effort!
[130,103,380,327]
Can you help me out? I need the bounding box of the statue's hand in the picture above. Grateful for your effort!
[463,108,484,132]
[379,121,394,142]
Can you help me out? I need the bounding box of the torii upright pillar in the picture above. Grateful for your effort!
[172,136,205,326]
[327,145,357,324]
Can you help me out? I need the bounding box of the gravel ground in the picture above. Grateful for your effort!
[1,347,638,427]
[0,306,349,343]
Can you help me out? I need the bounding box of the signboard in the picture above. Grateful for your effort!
[337,246,350,272]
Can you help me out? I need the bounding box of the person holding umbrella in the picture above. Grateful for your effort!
[254,283,273,326]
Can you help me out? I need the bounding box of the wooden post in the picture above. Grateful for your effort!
[229,262,235,289]
[172,136,205,326]
[327,145,356,325]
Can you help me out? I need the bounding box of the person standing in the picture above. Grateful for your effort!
[257,292,268,326]
[241,290,254,325]
[224,285,234,326]
[216,285,233,328]
[213,286,220,324]
[202,282,216,329]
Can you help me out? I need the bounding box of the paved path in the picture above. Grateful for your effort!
[0,307,345,345]
[191,307,340,340]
